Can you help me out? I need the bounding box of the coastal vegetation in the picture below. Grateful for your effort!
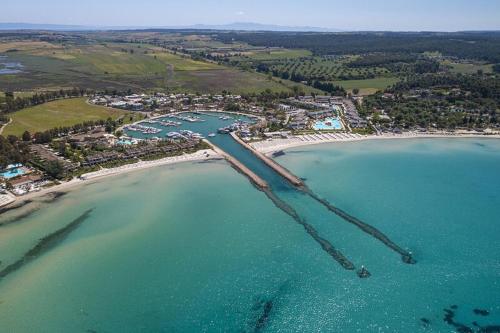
[361,72,499,130]
[0,135,31,168]
[0,29,499,201]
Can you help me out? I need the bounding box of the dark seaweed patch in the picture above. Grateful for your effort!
[421,318,431,326]
[271,151,285,158]
[440,306,500,333]
[41,191,67,203]
[474,309,490,316]
[195,157,224,164]
[254,301,273,332]
[0,209,93,280]
[0,199,33,215]
[0,207,40,227]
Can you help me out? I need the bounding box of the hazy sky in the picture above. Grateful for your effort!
[2,0,500,31]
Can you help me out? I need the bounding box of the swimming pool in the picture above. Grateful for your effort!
[313,117,343,130]
[0,164,26,179]
[117,139,134,145]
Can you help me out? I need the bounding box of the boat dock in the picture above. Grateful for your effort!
[203,140,268,189]
[230,132,304,187]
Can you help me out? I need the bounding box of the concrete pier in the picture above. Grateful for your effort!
[230,132,304,187]
[203,140,268,189]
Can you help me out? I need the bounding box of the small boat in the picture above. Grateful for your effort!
[208,133,216,137]
[218,128,230,134]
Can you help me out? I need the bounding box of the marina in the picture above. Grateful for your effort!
[124,111,415,274]
[124,124,162,134]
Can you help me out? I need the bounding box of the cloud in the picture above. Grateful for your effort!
[236,11,245,16]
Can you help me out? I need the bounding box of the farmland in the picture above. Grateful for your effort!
[332,77,400,95]
[2,97,136,136]
[0,38,315,94]
[222,50,399,94]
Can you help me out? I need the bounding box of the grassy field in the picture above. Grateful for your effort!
[237,49,312,61]
[0,41,314,94]
[443,61,493,74]
[150,52,219,71]
[333,77,399,95]
[3,98,131,136]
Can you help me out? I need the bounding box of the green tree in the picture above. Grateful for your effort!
[45,160,64,179]
[22,131,31,142]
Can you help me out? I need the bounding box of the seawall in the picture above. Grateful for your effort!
[203,140,268,189]
[230,132,304,187]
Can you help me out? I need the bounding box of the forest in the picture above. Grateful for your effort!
[215,32,500,63]
[362,72,499,130]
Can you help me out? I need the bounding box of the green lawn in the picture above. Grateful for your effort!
[245,49,312,61]
[3,97,129,136]
[151,52,219,71]
[444,62,493,75]
[333,77,399,95]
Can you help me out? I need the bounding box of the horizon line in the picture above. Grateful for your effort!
[1,21,499,33]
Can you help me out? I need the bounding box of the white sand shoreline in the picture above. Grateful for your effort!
[251,132,500,154]
[3,149,219,207]
[4,132,499,208]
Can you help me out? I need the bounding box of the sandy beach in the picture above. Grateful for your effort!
[4,131,500,208]
[251,132,500,154]
[4,149,219,207]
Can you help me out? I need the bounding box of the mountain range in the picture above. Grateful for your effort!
[0,22,341,32]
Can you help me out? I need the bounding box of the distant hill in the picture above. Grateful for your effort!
[181,22,342,32]
[0,22,341,32]
[0,23,93,31]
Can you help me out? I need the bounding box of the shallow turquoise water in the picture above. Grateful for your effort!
[0,138,499,332]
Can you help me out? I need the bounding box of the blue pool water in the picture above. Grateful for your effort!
[0,165,26,179]
[313,117,343,130]
[116,139,134,145]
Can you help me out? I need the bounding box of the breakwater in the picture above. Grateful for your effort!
[204,140,268,189]
[305,189,416,264]
[230,132,304,187]
[124,112,415,276]
[228,132,414,265]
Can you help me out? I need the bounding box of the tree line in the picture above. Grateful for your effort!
[215,32,500,63]
[29,118,120,144]
[0,88,90,114]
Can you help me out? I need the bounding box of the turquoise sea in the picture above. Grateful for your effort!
[0,136,499,332]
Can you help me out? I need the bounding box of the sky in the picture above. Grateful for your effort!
[1,0,500,31]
